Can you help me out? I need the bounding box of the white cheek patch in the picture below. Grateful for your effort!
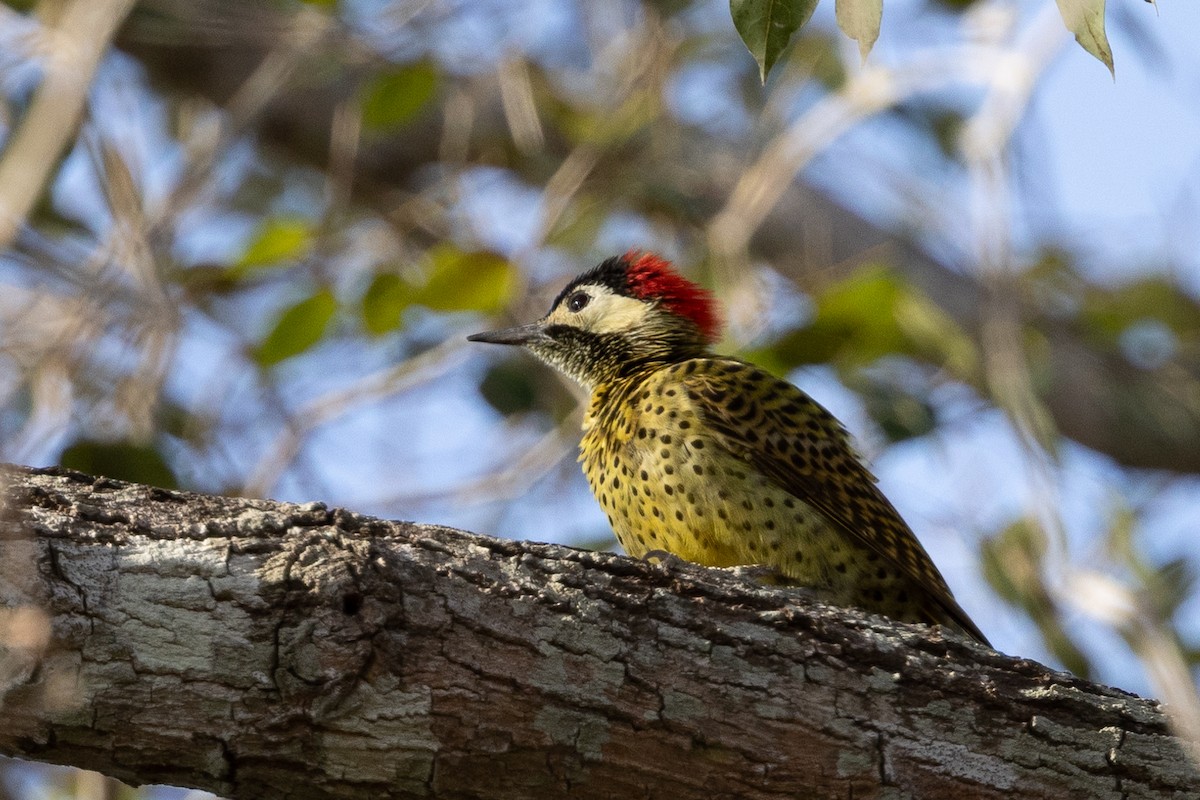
[585,293,650,335]
[544,284,650,336]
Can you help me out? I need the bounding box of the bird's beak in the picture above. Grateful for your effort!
[467,321,547,347]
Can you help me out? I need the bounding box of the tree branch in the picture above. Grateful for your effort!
[0,464,1194,798]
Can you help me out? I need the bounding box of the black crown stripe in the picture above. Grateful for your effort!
[549,255,631,313]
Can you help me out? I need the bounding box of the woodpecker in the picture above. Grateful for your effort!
[469,252,988,644]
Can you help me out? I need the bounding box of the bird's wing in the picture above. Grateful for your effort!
[678,358,989,644]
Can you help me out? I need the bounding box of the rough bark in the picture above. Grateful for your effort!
[0,465,1195,799]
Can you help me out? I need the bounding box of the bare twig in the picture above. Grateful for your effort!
[370,408,582,509]
[0,0,137,248]
[243,337,471,498]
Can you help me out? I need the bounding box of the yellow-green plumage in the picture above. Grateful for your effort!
[582,357,985,642]
[469,253,988,645]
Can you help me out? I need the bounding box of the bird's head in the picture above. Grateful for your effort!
[468,252,721,389]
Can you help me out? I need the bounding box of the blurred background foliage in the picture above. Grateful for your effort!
[0,0,1199,794]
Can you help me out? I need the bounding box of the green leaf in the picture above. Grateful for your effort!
[359,248,516,334]
[855,372,937,443]
[479,360,539,416]
[1080,278,1200,342]
[412,246,516,313]
[235,217,315,272]
[730,0,820,83]
[835,0,882,62]
[799,32,847,91]
[361,273,410,336]
[767,266,977,378]
[929,0,985,10]
[893,291,978,378]
[787,269,905,365]
[256,289,337,366]
[981,518,1094,678]
[61,441,177,489]
[361,62,439,132]
[1146,558,1196,624]
[1054,0,1114,76]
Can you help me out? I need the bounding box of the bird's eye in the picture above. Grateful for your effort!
[567,291,590,313]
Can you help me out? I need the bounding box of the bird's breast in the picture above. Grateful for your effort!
[580,371,830,572]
